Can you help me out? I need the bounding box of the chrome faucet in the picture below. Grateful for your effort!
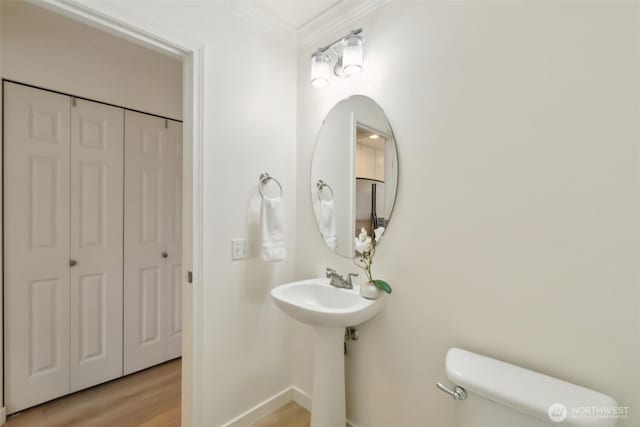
[325,268,358,289]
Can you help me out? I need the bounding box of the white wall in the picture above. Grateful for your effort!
[295,2,640,426]
[0,0,182,119]
[75,1,299,425]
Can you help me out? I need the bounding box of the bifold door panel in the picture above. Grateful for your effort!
[124,111,183,374]
[123,110,168,374]
[4,82,72,413]
[4,82,182,413]
[69,99,124,392]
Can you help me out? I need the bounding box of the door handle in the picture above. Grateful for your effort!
[70,260,78,267]
[161,252,168,258]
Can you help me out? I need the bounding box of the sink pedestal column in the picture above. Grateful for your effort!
[311,326,346,427]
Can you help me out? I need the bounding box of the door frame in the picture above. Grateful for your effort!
[0,1,206,425]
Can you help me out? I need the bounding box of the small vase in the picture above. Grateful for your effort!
[360,281,382,300]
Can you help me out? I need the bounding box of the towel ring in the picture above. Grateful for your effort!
[317,180,334,201]
[259,172,283,198]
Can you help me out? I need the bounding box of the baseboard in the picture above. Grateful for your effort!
[224,386,358,427]
[291,387,358,427]
[222,388,294,427]
[291,386,311,411]
[0,407,6,425]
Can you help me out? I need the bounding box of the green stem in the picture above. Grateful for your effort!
[354,254,373,282]
[364,252,373,282]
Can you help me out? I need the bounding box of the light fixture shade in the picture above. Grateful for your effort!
[311,52,331,87]
[342,34,363,76]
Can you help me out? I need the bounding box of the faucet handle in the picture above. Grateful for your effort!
[346,273,359,286]
[325,268,336,277]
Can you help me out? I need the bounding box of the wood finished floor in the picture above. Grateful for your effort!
[252,402,310,427]
[4,357,310,427]
[6,359,182,427]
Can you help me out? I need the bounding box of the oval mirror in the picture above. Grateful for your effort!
[311,95,398,257]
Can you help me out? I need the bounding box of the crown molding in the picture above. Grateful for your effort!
[297,0,389,52]
[232,1,297,48]
[232,0,388,51]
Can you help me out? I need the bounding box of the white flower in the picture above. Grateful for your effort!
[358,227,368,240]
[374,226,385,243]
[354,228,373,253]
[355,237,372,253]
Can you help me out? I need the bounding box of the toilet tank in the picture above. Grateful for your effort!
[445,348,619,427]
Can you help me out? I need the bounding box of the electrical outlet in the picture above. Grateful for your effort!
[231,239,250,260]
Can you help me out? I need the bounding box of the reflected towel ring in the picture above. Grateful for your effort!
[317,180,334,201]
[259,172,283,198]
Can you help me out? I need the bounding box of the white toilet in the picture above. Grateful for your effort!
[443,348,620,427]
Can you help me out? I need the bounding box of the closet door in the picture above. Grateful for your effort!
[124,111,169,374]
[165,120,183,360]
[4,82,71,413]
[69,99,124,391]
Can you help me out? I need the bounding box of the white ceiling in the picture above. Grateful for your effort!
[252,0,343,31]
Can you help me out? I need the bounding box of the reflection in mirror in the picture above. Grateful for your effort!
[356,125,388,237]
[311,95,398,257]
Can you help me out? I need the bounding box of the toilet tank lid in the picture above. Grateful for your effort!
[445,348,618,427]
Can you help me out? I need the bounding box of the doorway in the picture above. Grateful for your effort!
[0,1,203,425]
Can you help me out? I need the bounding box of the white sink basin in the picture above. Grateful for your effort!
[271,278,383,327]
[271,278,384,427]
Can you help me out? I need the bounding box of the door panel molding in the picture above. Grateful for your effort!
[4,82,71,413]
[69,98,124,393]
[124,111,182,374]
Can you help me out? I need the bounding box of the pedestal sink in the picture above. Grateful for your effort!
[271,278,384,427]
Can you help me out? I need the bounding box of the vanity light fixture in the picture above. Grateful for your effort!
[310,28,364,87]
[311,52,331,88]
[369,134,380,139]
[342,34,364,76]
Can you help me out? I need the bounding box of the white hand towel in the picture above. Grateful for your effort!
[319,199,337,250]
[261,196,287,261]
